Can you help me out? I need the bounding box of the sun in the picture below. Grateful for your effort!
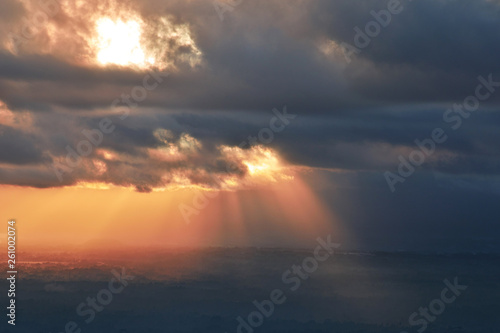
[244,149,279,176]
[95,17,155,68]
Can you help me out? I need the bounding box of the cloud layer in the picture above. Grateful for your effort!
[0,0,498,206]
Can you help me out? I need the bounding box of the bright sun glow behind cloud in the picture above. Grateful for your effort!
[95,18,154,68]
[5,0,203,71]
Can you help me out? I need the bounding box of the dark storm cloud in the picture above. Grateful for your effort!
[316,0,500,73]
[1,0,500,112]
[311,0,500,101]
[0,53,145,84]
[0,0,499,192]
[0,124,48,165]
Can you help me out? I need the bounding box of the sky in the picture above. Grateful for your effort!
[0,0,499,252]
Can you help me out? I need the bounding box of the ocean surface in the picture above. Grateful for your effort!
[3,249,499,333]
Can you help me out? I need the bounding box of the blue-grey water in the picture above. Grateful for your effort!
[3,249,499,333]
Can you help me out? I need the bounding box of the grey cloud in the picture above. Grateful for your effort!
[0,0,500,191]
[0,125,48,165]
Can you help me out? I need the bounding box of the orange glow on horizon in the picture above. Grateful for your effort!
[0,172,344,253]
